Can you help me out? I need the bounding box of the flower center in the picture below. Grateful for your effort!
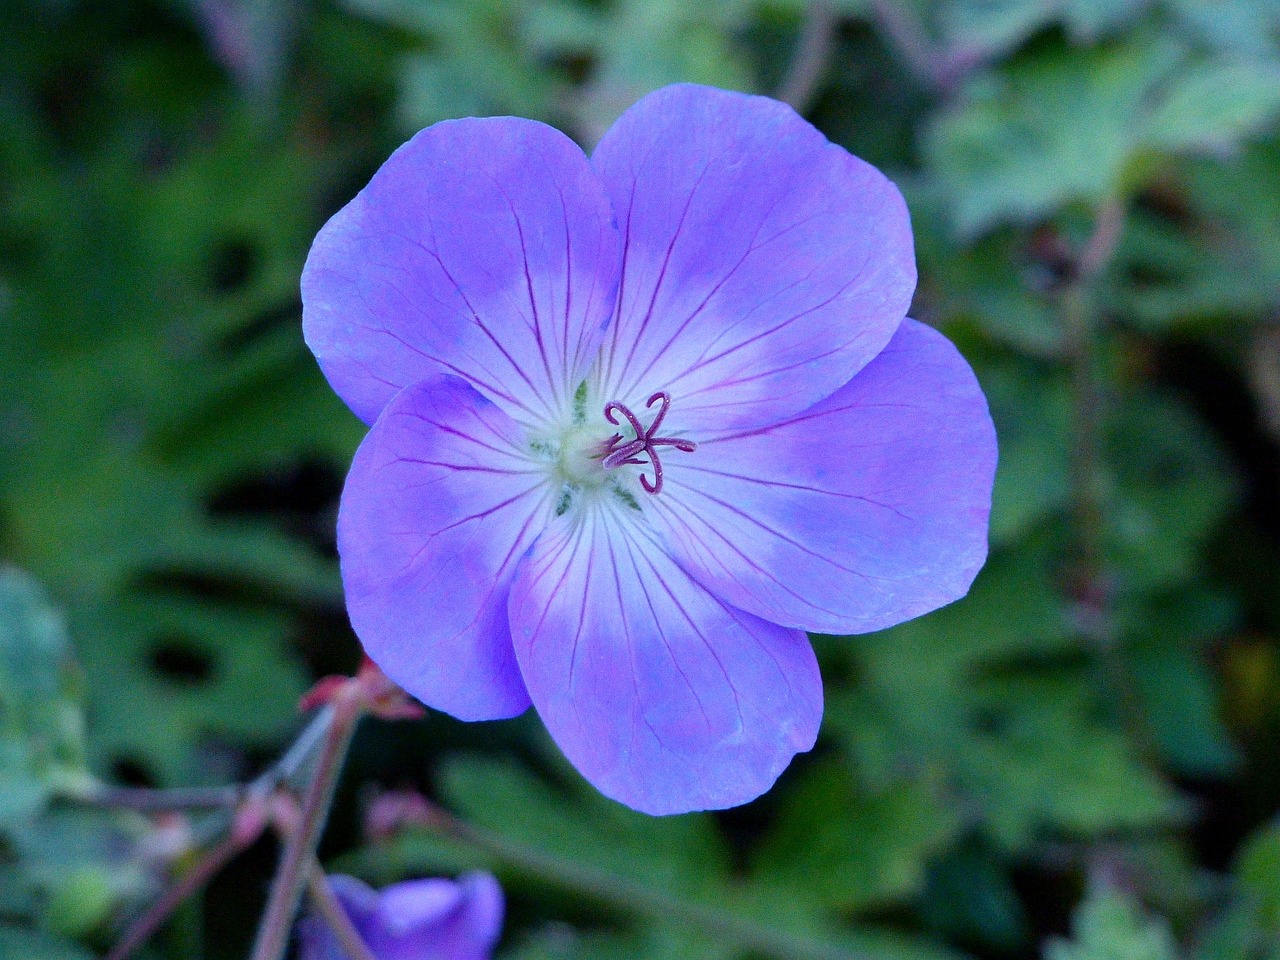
[598,392,697,495]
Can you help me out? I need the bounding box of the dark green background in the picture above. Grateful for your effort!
[3,1,1280,958]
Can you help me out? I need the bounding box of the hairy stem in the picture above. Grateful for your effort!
[306,858,378,960]
[104,828,252,960]
[249,699,361,960]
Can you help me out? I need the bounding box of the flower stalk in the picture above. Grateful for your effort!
[1061,194,1161,761]
[248,694,362,960]
[305,857,378,960]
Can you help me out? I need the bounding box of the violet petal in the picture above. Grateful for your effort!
[304,117,621,427]
[589,83,915,432]
[338,376,551,720]
[646,319,996,634]
[507,506,822,815]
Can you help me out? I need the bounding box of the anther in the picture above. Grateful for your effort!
[599,392,696,495]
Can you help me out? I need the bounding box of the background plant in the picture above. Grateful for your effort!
[1,0,1279,958]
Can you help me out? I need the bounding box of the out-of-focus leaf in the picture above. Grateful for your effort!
[1122,588,1239,777]
[1046,886,1177,960]
[0,569,87,829]
[1198,821,1280,960]
[966,675,1183,849]
[939,0,1155,60]
[919,846,1028,951]
[0,926,93,960]
[927,37,1280,235]
[0,90,348,783]
[1236,822,1280,932]
[75,594,309,785]
[980,364,1071,544]
[1170,0,1280,57]
[1105,392,1238,590]
[1145,59,1280,154]
[576,0,757,142]
[438,755,730,898]
[925,38,1181,235]
[4,807,154,939]
[753,759,961,912]
[357,755,973,960]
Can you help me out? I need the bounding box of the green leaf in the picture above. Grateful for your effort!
[1145,59,1280,153]
[438,754,730,899]
[354,754,973,960]
[927,37,1280,235]
[925,38,1181,236]
[1170,0,1280,58]
[966,675,1183,849]
[0,926,93,960]
[75,594,310,785]
[1105,392,1238,590]
[0,569,88,829]
[981,364,1071,544]
[753,759,962,912]
[939,0,1155,60]
[1236,822,1280,933]
[1046,886,1177,960]
[919,846,1028,951]
[1122,588,1239,777]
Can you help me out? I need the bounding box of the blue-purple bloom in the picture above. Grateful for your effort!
[299,872,503,960]
[303,84,997,815]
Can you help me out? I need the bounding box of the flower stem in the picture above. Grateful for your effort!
[413,804,872,960]
[249,698,362,960]
[305,857,378,960]
[1061,195,1160,761]
[104,825,254,960]
[776,1,838,114]
[81,784,241,812]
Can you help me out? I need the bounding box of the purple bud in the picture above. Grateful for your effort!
[299,872,503,960]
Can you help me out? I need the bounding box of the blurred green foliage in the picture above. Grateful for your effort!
[1,0,1280,958]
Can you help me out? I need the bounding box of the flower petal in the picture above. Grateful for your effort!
[375,873,503,960]
[304,117,621,427]
[299,876,381,960]
[338,376,553,720]
[508,506,821,815]
[647,319,996,634]
[589,83,915,431]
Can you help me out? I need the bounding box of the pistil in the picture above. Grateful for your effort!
[599,392,696,495]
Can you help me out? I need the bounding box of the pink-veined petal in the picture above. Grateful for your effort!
[508,505,822,815]
[338,376,553,720]
[647,319,996,634]
[589,83,915,432]
[304,118,621,428]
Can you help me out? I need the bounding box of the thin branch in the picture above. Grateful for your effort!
[306,859,378,960]
[776,1,839,114]
[868,0,985,94]
[104,825,255,960]
[248,704,337,797]
[80,785,240,812]
[869,0,942,89]
[249,699,362,960]
[78,706,334,814]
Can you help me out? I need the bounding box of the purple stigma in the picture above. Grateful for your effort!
[600,392,697,495]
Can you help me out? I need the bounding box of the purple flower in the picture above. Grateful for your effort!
[299,873,503,960]
[303,84,996,815]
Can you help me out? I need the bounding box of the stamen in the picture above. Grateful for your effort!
[599,391,697,495]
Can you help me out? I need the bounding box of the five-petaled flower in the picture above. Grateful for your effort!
[299,872,502,960]
[303,84,997,815]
